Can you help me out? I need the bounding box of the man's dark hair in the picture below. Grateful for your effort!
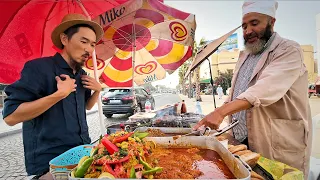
[61,24,96,48]
[64,24,96,39]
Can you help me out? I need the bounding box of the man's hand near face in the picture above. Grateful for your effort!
[81,75,101,92]
[81,75,102,110]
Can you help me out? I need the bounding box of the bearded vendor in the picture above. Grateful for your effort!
[194,1,312,179]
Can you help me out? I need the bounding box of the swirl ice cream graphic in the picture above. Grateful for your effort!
[83,0,196,87]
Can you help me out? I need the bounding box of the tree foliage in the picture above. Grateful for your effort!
[178,37,208,97]
[214,69,233,94]
[142,83,156,92]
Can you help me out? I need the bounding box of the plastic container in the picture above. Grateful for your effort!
[195,101,203,114]
[49,145,93,180]
[144,100,151,112]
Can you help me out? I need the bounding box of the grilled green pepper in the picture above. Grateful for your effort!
[75,157,94,178]
[139,157,152,170]
[90,148,98,157]
[142,167,163,175]
[134,132,149,139]
[95,166,102,171]
[129,167,136,178]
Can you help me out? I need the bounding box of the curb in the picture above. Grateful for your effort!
[0,128,22,138]
[86,110,98,116]
[0,110,99,138]
[153,94,162,97]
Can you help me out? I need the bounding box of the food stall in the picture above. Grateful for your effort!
[49,103,304,180]
[50,130,252,179]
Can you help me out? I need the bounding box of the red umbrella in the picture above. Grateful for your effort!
[0,0,129,84]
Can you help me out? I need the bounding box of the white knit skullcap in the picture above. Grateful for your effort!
[242,0,278,18]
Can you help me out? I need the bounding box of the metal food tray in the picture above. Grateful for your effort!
[144,136,251,180]
[68,136,250,180]
[134,119,239,137]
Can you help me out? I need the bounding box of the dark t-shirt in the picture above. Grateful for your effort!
[2,53,92,175]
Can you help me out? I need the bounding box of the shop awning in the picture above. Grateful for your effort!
[200,78,211,83]
[184,26,240,79]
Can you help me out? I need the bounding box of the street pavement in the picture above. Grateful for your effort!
[105,93,180,122]
[1,93,319,179]
[0,93,180,179]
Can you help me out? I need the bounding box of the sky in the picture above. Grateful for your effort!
[152,0,320,89]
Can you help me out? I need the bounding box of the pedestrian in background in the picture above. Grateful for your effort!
[217,85,224,99]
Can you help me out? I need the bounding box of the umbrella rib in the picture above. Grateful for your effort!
[80,0,119,18]
[112,39,132,48]
[101,8,141,38]
[99,33,133,55]
[104,23,133,45]
[102,38,133,59]
[131,18,193,41]
[67,0,70,13]
[47,4,71,21]
[102,36,128,42]
[142,4,194,26]
[0,0,31,38]
[149,37,190,47]
[102,0,120,9]
[117,37,136,55]
[40,1,58,56]
[100,31,190,54]
[110,25,132,38]
[100,24,149,44]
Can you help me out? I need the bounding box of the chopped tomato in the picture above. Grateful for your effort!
[112,132,134,144]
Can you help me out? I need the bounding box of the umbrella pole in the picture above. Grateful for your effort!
[132,21,139,113]
[92,51,106,135]
[206,58,217,109]
[77,0,105,136]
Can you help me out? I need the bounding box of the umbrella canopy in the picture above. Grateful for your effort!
[184,26,240,79]
[84,0,196,87]
[0,0,128,84]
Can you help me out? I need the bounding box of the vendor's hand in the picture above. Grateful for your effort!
[193,109,225,130]
[81,75,102,92]
[55,74,77,98]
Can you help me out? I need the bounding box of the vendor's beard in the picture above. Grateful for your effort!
[244,24,273,55]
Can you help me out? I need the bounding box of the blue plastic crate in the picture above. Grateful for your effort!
[49,145,93,176]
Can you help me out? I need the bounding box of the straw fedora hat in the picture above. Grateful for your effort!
[51,13,104,49]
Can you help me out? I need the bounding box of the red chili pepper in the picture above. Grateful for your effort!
[104,155,130,164]
[103,164,117,177]
[114,163,121,173]
[94,155,130,165]
[95,156,107,165]
[101,138,119,155]
[134,164,143,170]
[112,132,134,144]
[115,163,128,178]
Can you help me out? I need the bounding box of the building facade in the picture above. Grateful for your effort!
[198,45,317,83]
[317,13,320,77]
[211,49,240,78]
[301,45,318,83]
